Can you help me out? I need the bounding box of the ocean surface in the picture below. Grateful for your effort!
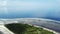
[0,17,60,21]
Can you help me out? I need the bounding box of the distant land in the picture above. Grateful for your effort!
[0,18,60,33]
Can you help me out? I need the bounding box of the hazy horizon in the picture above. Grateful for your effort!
[0,0,60,21]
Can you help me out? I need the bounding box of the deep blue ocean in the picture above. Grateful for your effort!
[0,13,60,21]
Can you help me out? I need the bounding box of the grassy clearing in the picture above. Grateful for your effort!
[5,23,54,34]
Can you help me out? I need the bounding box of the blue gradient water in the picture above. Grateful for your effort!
[0,0,60,21]
[0,12,60,21]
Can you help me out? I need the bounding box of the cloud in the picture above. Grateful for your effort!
[0,0,60,20]
[0,1,8,14]
[0,1,7,6]
[7,1,55,11]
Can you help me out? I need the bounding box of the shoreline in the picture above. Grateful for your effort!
[0,23,60,34]
[0,18,60,34]
[0,25,14,34]
[28,24,60,34]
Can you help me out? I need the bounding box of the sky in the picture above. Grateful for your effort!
[0,0,60,21]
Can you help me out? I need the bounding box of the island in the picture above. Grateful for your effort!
[5,23,54,34]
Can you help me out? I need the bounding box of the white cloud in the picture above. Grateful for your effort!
[2,1,7,6]
[0,1,8,14]
[7,1,54,11]
[0,1,7,6]
[0,0,57,15]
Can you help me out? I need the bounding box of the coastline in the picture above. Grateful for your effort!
[0,18,60,34]
[28,24,60,34]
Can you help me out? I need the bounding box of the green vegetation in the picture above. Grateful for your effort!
[5,23,54,34]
